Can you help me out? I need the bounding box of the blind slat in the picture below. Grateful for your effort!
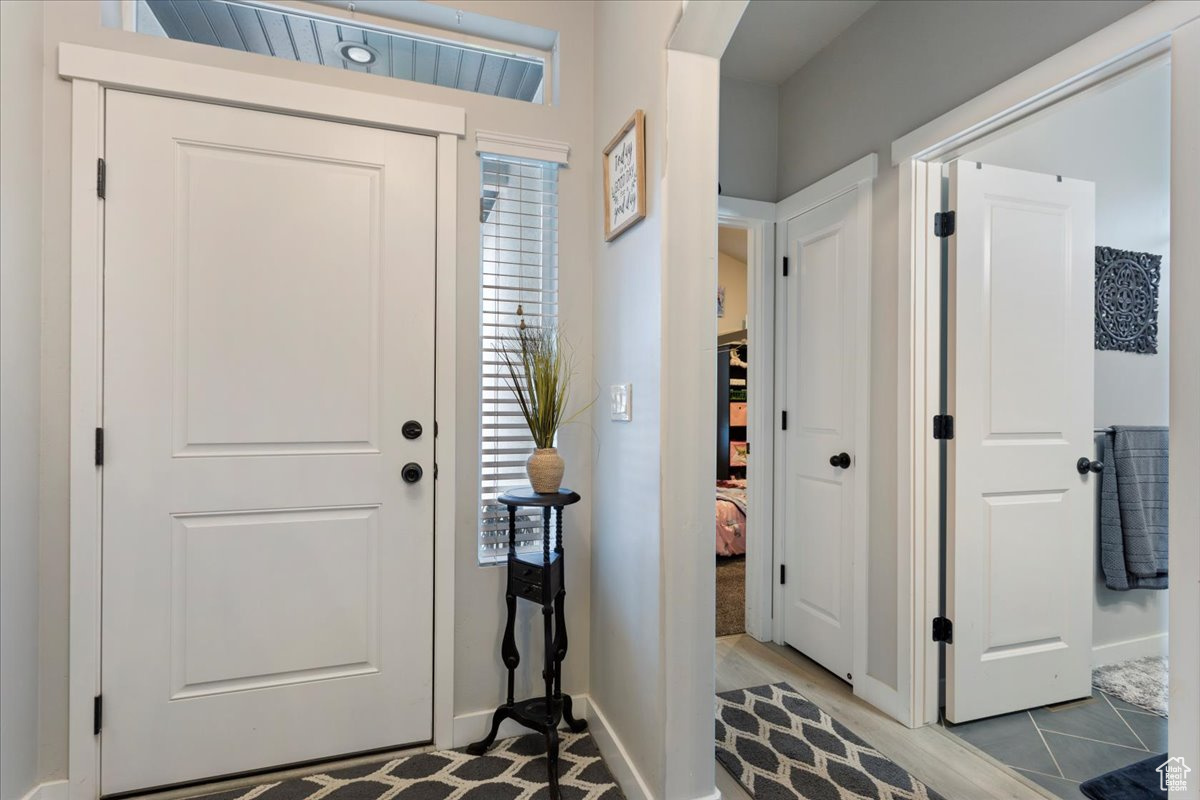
[478,153,559,563]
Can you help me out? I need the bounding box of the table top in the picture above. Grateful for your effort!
[498,487,581,507]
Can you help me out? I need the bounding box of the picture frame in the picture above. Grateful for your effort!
[602,109,647,241]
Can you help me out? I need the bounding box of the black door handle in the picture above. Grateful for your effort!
[829,452,851,469]
[402,463,423,483]
[402,420,423,440]
[1077,458,1103,475]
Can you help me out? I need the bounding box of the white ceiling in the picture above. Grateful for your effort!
[721,0,876,86]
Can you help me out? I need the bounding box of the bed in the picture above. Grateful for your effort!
[716,478,747,556]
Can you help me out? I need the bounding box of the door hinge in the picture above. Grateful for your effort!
[95,428,104,466]
[782,256,789,277]
[97,158,106,199]
[931,617,953,643]
[780,564,786,585]
[932,414,954,440]
[93,695,102,735]
[781,410,788,431]
[934,210,955,237]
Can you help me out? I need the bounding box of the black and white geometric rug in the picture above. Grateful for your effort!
[716,683,946,800]
[188,733,623,800]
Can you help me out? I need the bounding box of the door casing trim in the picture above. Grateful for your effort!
[896,1,1200,732]
[773,153,877,710]
[716,198,774,642]
[63,44,463,800]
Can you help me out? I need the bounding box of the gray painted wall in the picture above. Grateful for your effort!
[719,76,778,202]
[589,2,680,794]
[967,60,1170,659]
[774,0,1147,687]
[1,3,45,799]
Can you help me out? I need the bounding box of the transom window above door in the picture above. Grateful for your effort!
[126,0,551,104]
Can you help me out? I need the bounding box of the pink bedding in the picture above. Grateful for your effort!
[716,479,747,556]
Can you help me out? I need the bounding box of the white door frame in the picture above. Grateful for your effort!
[717,196,775,641]
[894,3,1200,749]
[61,43,464,800]
[771,154,877,705]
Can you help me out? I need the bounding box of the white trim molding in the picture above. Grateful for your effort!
[451,696,591,749]
[474,130,570,165]
[1092,633,1169,668]
[718,201,775,642]
[891,1,1199,163]
[58,44,466,137]
[20,782,70,800]
[63,46,464,800]
[587,697,655,800]
[775,153,877,223]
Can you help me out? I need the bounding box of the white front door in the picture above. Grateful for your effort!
[946,161,1096,722]
[780,188,863,682]
[101,90,437,793]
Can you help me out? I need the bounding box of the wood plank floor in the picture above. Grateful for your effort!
[714,635,1053,800]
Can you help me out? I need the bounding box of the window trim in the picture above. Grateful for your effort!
[477,147,566,564]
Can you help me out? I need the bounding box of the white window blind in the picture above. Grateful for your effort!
[479,154,559,563]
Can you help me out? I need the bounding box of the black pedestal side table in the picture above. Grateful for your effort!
[466,487,586,798]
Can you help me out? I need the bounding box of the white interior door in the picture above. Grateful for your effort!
[101,90,437,793]
[780,189,862,681]
[946,161,1095,723]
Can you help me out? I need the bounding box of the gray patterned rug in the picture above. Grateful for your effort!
[1093,656,1169,716]
[188,733,623,800]
[716,683,945,800]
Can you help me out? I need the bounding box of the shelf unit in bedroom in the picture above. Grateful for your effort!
[718,329,748,481]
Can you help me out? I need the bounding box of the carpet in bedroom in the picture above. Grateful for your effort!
[717,556,745,637]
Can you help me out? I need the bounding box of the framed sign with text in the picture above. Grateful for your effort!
[602,109,646,241]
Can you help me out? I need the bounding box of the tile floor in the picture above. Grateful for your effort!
[942,689,1167,799]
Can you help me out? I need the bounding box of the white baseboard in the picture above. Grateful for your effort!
[1092,633,1168,667]
[586,696,656,800]
[451,695,591,749]
[21,780,69,800]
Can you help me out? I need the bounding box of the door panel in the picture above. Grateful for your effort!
[781,189,860,680]
[101,90,437,793]
[947,161,1095,722]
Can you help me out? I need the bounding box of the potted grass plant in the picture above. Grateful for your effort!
[500,324,585,494]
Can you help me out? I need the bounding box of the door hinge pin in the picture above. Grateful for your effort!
[780,564,786,585]
[781,410,788,431]
[95,428,104,466]
[97,158,106,199]
[93,695,102,735]
[932,414,954,440]
[934,210,955,237]
[782,256,789,277]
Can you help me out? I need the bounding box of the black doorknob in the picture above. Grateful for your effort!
[402,420,423,440]
[402,462,423,483]
[829,452,851,469]
[1077,457,1104,475]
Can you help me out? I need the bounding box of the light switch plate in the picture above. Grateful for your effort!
[610,383,632,421]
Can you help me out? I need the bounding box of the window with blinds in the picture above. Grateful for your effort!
[479,154,559,563]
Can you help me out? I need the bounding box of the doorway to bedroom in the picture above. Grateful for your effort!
[716,224,751,637]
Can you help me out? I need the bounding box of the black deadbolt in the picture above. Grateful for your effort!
[829,452,851,469]
[402,420,423,440]
[1077,457,1104,475]
[402,462,423,483]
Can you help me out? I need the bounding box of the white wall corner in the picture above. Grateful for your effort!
[474,130,570,165]
[21,781,70,800]
[586,697,656,800]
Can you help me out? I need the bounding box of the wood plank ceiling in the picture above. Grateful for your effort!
[144,0,545,102]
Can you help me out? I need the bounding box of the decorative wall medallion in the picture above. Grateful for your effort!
[1095,245,1160,354]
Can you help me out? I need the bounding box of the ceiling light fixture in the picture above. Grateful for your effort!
[336,41,379,66]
